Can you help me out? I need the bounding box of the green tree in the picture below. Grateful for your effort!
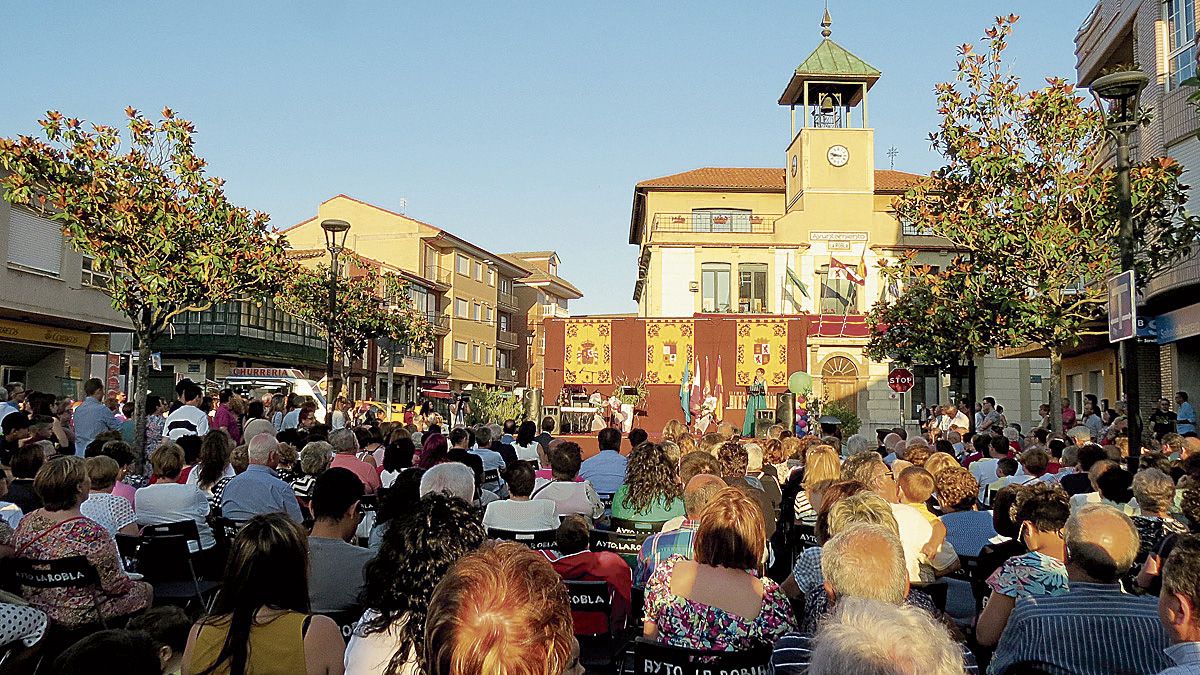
[0,108,292,451]
[279,263,433,397]
[870,16,1200,433]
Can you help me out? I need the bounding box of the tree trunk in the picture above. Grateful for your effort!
[132,333,152,467]
[1049,347,1064,436]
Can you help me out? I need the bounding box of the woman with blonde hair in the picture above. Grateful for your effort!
[661,419,688,445]
[922,452,959,481]
[643,487,795,650]
[794,445,841,527]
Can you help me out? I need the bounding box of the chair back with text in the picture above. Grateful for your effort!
[630,638,773,675]
[486,527,558,551]
[141,520,202,551]
[589,528,649,569]
[11,556,105,626]
[610,517,666,535]
[564,579,613,637]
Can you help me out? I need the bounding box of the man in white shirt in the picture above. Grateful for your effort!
[482,462,558,532]
[163,382,209,440]
[0,386,17,422]
[933,404,970,436]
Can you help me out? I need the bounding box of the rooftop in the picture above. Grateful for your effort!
[634,167,922,192]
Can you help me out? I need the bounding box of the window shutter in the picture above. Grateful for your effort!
[7,208,64,275]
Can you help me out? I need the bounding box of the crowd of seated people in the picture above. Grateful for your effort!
[4,385,1200,675]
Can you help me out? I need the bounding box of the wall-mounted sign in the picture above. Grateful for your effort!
[810,232,868,242]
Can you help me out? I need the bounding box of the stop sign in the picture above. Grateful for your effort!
[888,368,914,393]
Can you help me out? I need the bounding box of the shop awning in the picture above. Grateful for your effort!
[421,389,453,400]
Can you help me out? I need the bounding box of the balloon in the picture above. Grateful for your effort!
[788,371,814,396]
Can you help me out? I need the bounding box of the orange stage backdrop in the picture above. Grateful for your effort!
[563,319,612,385]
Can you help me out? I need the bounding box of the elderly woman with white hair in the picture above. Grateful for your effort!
[842,434,869,459]
[419,462,476,503]
[1131,468,1187,564]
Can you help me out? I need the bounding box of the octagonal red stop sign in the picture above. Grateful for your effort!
[888,368,914,393]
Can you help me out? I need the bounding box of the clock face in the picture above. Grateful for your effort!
[827,145,849,167]
[791,155,798,177]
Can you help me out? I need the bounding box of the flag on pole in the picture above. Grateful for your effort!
[830,257,865,286]
[680,359,692,424]
[783,266,809,314]
[689,355,702,421]
[715,355,724,412]
[703,356,711,398]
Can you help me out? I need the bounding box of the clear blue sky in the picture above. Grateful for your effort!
[2,1,1086,314]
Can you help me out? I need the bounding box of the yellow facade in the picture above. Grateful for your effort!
[282,195,530,390]
[627,22,1050,430]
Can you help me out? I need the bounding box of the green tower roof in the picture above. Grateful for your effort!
[778,11,881,106]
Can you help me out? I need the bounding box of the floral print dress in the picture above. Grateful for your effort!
[644,555,796,651]
[986,550,1069,599]
[13,512,152,626]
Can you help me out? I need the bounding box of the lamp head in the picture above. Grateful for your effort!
[1089,70,1149,128]
[321,219,351,252]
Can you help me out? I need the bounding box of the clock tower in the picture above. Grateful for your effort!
[779,9,880,215]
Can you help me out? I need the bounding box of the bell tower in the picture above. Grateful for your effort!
[779,9,880,213]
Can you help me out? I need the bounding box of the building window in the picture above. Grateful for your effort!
[485,347,493,365]
[473,344,481,364]
[691,208,752,233]
[485,306,493,323]
[499,313,509,331]
[818,270,859,314]
[1168,0,1197,89]
[454,341,468,361]
[548,259,558,276]
[7,208,64,276]
[81,254,111,289]
[738,263,769,313]
[472,302,481,321]
[500,277,513,294]
[473,261,483,282]
[456,254,470,276]
[701,263,732,312]
[487,268,495,286]
[455,298,468,318]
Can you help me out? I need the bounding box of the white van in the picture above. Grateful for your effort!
[222,367,327,424]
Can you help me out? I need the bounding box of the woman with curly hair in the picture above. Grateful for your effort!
[661,419,688,445]
[611,442,684,524]
[345,492,486,675]
[935,466,996,557]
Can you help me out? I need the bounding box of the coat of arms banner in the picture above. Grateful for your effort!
[564,319,612,385]
[735,319,788,386]
[644,319,694,384]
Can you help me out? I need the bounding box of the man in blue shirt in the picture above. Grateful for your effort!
[470,425,508,496]
[578,428,627,497]
[1177,391,1196,436]
[73,378,119,456]
[633,474,724,586]
[991,504,1170,675]
[221,432,303,523]
[1159,534,1200,675]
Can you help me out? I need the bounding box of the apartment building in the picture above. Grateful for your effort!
[281,195,530,396]
[501,251,583,389]
[1070,0,1200,409]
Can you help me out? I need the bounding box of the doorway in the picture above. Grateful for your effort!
[821,356,860,416]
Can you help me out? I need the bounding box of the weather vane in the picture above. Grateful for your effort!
[887,146,899,170]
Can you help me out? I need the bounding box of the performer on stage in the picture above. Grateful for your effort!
[743,368,767,437]
[607,396,627,430]
[695,395,719,436]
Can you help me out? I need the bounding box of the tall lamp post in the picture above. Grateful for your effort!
[321,219,351,405]
[1091,70,1149,471]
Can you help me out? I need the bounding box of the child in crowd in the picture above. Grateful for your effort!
[986,457,1019,503]
[898,466,947,560]
[128,605,192,675]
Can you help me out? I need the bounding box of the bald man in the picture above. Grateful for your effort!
[992,504,1170,674]
[633,473,725,586]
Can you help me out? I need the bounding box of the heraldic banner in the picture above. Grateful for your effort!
[735,319,788,386]
[564,319,612,385]
[644,319,694,384]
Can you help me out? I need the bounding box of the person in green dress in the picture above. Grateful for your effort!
[611,442,685,524]
[742,368,767,437]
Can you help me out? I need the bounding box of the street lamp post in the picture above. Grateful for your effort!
[1091,70,1149,472]
[321,218,351,406]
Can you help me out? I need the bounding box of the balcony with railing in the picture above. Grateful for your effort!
[496,366,519,384]
[425,312,450,334]
[541,304,570,319]
[423,264,452,288]
[497,290,518,310]
[497,329,519,349]
[427,357,451,376]
[648,212,780,244]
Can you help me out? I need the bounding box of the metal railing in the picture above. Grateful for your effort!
[497,290,518,309]
[423,264,452,285]
[428,358,452,376]
[496,366,519,382]
[497,329,519,347]
[901,221,935,236]
[425,312,450,331]
[650,212,779,236]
